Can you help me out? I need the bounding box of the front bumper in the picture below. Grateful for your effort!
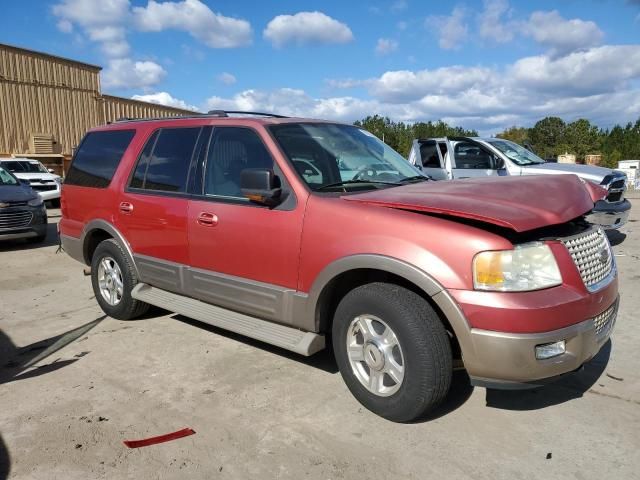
[466,298,618,388]
[0,205,48,240]
[586,199,631,230]
[34,184,61,201]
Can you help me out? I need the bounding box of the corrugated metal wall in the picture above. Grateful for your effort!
[0,44,194,157]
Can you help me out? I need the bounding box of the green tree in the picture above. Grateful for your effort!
[565,119,601,161]
[529,117,566,159]
[497,126,530,145]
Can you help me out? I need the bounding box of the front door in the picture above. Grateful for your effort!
[187,126,305,321]
[450,140,501,179]
[417,140,449,180]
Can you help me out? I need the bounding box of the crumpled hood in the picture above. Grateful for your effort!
[343,175,595,232]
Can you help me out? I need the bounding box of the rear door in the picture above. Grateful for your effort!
[416,140,448,180]
[116,126,203,271]
[449,138,502,179]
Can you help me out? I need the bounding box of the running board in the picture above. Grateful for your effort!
[131,283,325,356]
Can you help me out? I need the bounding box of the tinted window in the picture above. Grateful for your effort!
[204,128,273,198]
[133,128,200,192]
[419,141,441,168]
[130,130,159,189]
[66,130,135,188]
[454,142,495,170]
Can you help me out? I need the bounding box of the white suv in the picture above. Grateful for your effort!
[0,158,62,206]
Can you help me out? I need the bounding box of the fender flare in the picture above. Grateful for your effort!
[81,219,139,276]
[304,254,473,353]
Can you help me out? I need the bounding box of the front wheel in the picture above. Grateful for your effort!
[332,282,452,422]
[91,239,149,320]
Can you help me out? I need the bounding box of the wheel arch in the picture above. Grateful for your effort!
[307,255,472,359]
[81,220,138,276]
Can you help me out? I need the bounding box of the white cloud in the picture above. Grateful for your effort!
[375,38,399,56]
[217,72,237,85]
[478,0,516,43]
[263,11,354,48]
[523,10,604,56]
[52,0,131,57]
[204,88,377,121]
[425,7,469,50]
[390,0,408,13]
[132,91,198,110]
[102,58,167,89]
[211,44,640,135]
[133,0,252,48]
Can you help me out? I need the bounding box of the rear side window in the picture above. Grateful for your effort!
[130,128,200,193]
[66,130,135,188]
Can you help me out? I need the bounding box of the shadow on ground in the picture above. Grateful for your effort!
[606,230,626,246]
[0,223,59,251]
[0,316,105,385]
[485,340,611,411]
[173,314,339,374]
[0,316,105,479]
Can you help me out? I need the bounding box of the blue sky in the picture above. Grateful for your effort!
[2,0,640,134]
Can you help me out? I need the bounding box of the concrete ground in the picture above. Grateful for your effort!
[0,203,639,480]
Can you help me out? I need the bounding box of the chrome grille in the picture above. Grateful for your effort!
[593,300,618,341]
[0,211,33,230]
[561,228,614,291]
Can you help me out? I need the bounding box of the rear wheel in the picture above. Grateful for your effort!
[91,239,149,320]
[332,282,452,422]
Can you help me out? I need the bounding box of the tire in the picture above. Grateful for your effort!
[332,282,452,422]
[91,239,149,320]
[50,198,61,208]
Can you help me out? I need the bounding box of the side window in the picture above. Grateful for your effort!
[204,127,273,199]
[130,130,159,189]
[453,142,495,170]
[130,127,200,193]
[419,141,441,168]
[66,130,135,188]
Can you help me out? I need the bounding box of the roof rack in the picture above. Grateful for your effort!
[206,110,288,118]
[114,110,288,124]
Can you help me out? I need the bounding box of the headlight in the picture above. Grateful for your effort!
[54,177,63,184]
[27,195,44,207]
[473,242,562,292]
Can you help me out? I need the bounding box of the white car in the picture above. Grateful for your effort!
[0,158,62,206]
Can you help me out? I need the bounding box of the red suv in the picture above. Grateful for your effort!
[60,112,619,422]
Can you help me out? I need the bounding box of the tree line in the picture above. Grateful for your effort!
[355,115,640,169]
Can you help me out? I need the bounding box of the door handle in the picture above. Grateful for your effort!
[119,202,134,214]
[197,212,218,226]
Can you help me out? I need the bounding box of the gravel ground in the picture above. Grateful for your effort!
[0,203,639,480]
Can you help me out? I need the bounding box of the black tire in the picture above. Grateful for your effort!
[50,198,61,208]
[91,239,149,320]
[332,282,452,422]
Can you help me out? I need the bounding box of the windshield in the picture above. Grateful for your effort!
[485,139,546,166]
[269,123,424,191]
[0,160,48,173]
[0,167,19,186]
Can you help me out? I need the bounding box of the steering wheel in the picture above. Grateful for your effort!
[352,165,377,181]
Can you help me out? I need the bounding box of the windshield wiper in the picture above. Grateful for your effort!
[396,175,430,184]
[315,179,397,191]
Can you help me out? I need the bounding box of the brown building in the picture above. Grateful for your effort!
[0,43,195,175]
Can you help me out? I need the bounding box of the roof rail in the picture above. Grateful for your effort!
[206,110,288,118]
[113,110,288,124]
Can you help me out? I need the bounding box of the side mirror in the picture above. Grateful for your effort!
[495,157,506,170]
[48,168,55,174]
[240,169,282,207]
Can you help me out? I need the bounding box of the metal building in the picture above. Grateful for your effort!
[0,43,195,175]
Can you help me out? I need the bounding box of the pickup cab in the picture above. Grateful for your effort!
[408,137,631,229]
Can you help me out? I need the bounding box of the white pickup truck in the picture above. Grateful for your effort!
[408,137,631,229]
